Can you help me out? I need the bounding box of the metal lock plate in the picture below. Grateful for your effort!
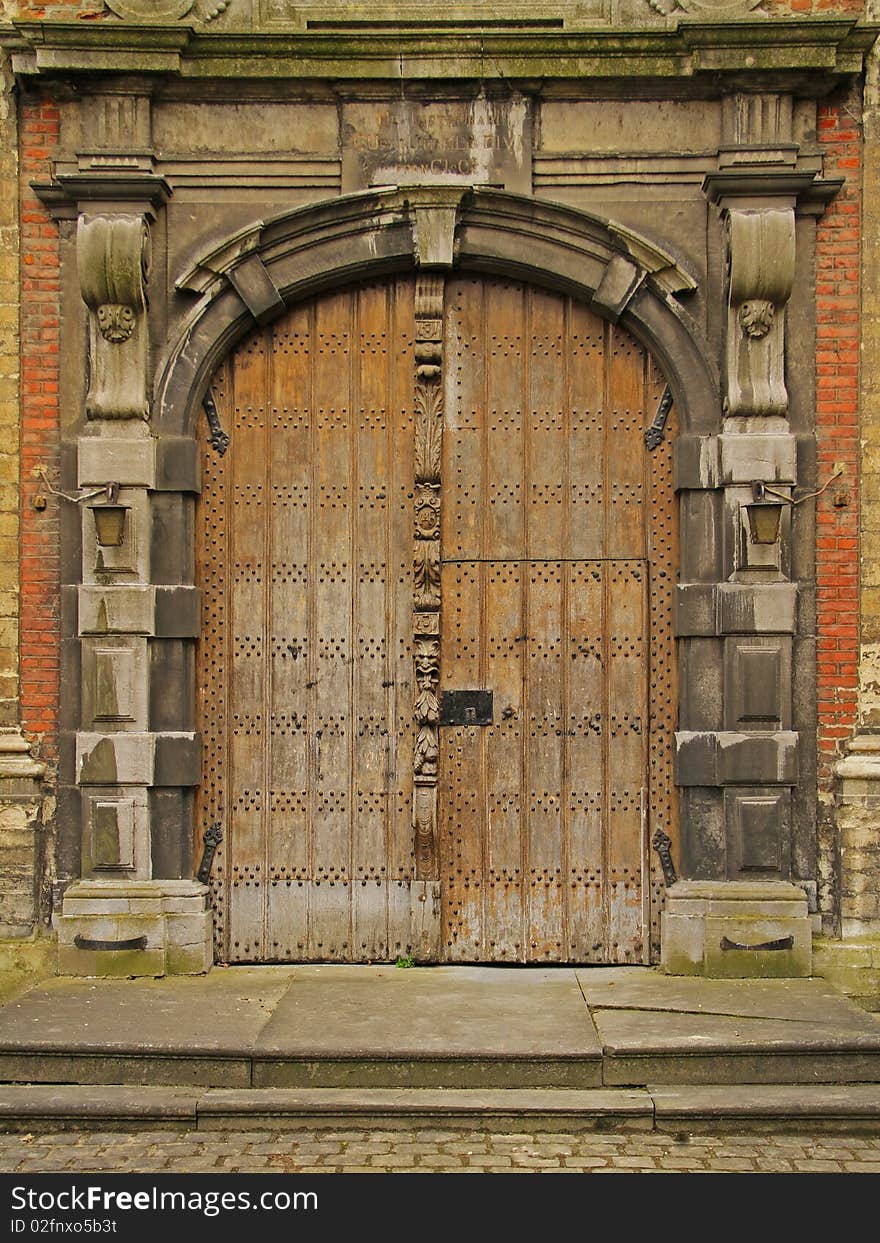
[439,690,493,726]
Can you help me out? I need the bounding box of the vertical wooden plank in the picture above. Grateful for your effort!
[309,288,354,958]
[606,561,648,963]
[440,561,483,960]
[527,286,566,560]
[484,560,525,961]
[389,278,416,917]
[195,356,231,960]
[568,298,606,561]
[526,561,565,960]
[353,281,392,961]
[444,277,484,561]
[485,281,525,561]
[566,561,605,960]
[266,301,311,960]
[441,277,485,961]
[227,328,269,962]
[525,287,566,958]
[606,325,647,560]
[646,359,679,961]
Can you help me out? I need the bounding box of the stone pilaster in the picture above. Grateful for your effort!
[41,131,210,973]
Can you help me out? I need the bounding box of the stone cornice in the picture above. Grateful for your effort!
[0,18,876,87]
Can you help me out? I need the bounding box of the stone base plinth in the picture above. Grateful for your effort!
[56,880,213,977]
[813,936,880,1008]
[661,880,812,978]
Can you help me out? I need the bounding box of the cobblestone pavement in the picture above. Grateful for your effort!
[1,1128,880,1173]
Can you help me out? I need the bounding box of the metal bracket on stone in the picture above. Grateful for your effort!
[74,935,148,952]
[197,823,223,884]
[652,827,678,886]
[202,389,229,456]
[645,386,673,451]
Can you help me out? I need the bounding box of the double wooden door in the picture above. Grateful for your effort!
[196,273,677,965]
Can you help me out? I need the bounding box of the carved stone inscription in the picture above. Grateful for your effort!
[413,274,444,880]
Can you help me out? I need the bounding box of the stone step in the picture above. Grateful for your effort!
[0,1084,879,1134]
[2,1043,880,1089]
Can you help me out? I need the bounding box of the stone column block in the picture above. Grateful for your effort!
[661,879,811,977]
[56,878,212,977]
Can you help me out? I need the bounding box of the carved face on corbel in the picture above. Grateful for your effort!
[97,303,136,343]
[739,299,776,340]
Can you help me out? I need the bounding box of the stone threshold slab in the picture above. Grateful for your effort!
[251,1056,604,1090]
[0,1085,200,1132]
[651,1083,880,1133]
[198,1086,652,1131]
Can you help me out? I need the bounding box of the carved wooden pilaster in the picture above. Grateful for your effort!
[413,274,444,880]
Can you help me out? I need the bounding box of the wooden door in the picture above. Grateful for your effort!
[439,277,677,964]
[197,278,420,963]
[196,272,677,965]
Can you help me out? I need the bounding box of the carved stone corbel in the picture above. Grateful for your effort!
[77,214,151,420]
[724,208,795,418]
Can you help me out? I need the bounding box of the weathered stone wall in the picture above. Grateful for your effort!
[0,42,18,732]
[0,25,47,939]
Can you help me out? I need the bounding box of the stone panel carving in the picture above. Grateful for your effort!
[106,0,194,18]
[77,214,151,420]
[724,209,795,418]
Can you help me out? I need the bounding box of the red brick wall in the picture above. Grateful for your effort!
[19,93,60,767]
[815,87,862,788]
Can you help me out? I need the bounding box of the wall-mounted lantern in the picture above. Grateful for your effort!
[746,481,784,546]
[91,482,126,548]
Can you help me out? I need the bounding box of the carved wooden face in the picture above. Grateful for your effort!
[414,488,441,539]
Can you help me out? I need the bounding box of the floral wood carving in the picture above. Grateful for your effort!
[412,275,445,880]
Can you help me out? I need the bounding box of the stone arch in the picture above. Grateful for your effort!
[155,186,719,441]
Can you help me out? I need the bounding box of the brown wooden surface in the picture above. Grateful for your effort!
[439,278,676,963]
[196,273,677,965]
[197,279,416,962]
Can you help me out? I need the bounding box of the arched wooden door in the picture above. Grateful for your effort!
[195,273,677,965]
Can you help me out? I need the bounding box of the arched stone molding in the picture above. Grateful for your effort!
[156,187,718,441]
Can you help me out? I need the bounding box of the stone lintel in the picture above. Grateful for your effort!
[78,586,200,637]
[78,436,156,490]
[76,733,200,787]
[675,583,797,636]
[675,730,799,786]
[675,433,798,491]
